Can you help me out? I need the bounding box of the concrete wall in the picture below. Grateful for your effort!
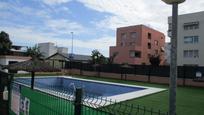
[57,47,68,54]
[38,42,57,58]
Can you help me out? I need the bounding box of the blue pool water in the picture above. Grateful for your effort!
[15,77,146,97]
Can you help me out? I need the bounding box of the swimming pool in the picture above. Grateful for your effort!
[15,76,165,104]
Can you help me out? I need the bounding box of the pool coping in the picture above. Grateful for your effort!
[61,76,166,102]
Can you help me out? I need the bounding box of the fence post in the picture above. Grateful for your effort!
[183,66,186,86]
[134,66,137,75]
[120,66,123,80]
[8,73,14,115]
[97,65,101,77]
[148,65,152,83]
[74,88,83,115]
[80,62,83,75]
[70,61,73,75]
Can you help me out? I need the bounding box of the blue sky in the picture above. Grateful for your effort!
[1,0,204,56]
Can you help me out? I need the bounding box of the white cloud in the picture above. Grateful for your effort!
[2,0,204,56]
[42,0,72,5]
[0,25,114,56]
[46,19,85,34]
[77,0,204,42]
[77,0,170,40]
[0,1,51,20]
[75,36,115,49]
[180,1,204,14]
[0,2,10,9]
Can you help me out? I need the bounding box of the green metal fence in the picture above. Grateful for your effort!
[9,81,168,115]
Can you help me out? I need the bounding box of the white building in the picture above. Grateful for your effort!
[57,47,68,54]
[0,45,31,73]
[38,42,57,58]
[38,42,68,58]
[168,11,204,66]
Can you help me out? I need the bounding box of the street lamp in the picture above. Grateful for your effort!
[162,0,185,4]
[161,0,185,115]
[71,32,74,58]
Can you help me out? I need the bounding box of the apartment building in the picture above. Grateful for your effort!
[38,42,68,58]
[168,11,204,66]
[110,25,165,65]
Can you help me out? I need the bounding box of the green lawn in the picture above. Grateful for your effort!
[72,75,204,115]
[13,74,204,115]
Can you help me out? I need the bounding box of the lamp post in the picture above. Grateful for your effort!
[71,32,74,58]
[161,0,185,115]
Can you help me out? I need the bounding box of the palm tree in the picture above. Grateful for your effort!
[26,45,43,59]
[108,52,118,64]
[91,49,106,64]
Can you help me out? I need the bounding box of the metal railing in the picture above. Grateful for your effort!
[9,81,168,115]
[66,61,204,79]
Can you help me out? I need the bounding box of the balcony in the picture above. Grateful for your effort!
[168,30,172,37]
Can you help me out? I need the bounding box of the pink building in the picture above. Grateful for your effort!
[110,25,165,65]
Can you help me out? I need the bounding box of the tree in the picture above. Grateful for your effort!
[26,45,43,59]
[0,31,12,55]
[91,49,107,64]
[149,55,161,66]
[108,52,118,64]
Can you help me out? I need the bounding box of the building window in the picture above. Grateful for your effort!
[168,30,172,37]
[160,47,165,52]
[194,36,199,43]
[148,43,151,49]
[121,33,127,40]
[154,40,159,46]
[184,22,199,30]
[148,33,151,39]
[129,42,135,46]
[183,50,199,58]
[130,32,137,39]
[112,52,119,57]
[194,50,199,58]
[130,51,141,58]
[168,23,172,30]
[184,36,199,44]
[120,42,125,46]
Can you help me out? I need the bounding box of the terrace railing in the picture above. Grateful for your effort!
[9,81,168,115]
